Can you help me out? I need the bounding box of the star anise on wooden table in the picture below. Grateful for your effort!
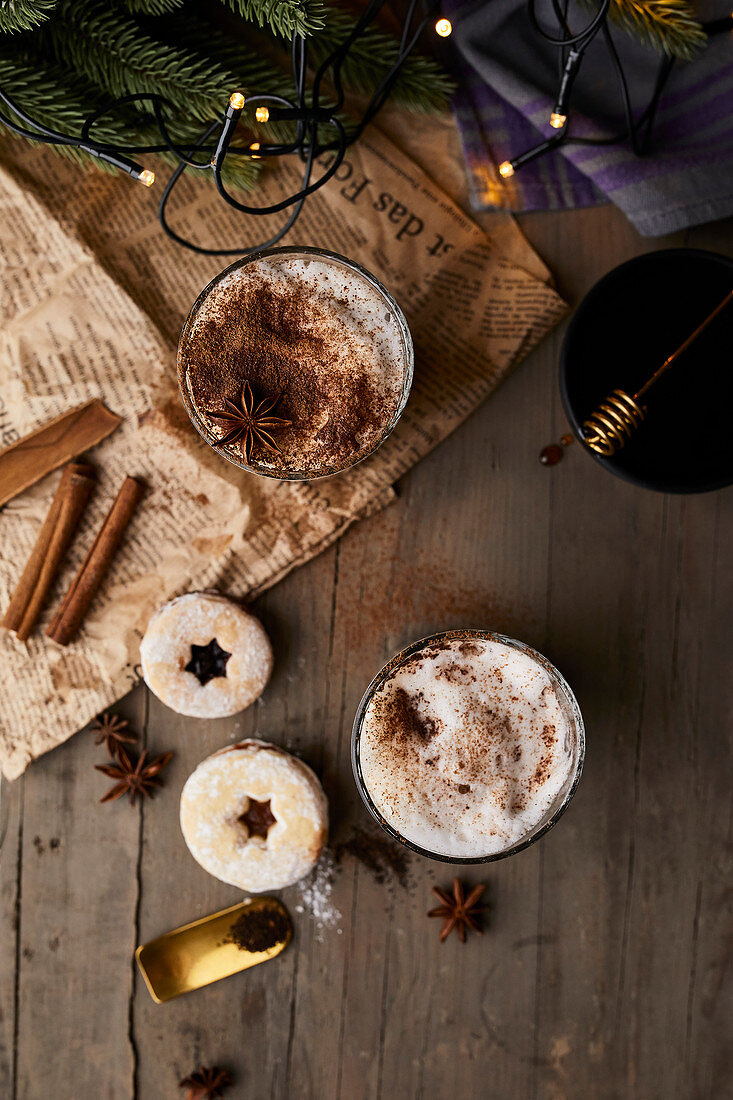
[95,745,173,805]
[179,1065,233,1099]
[428,877,487,943]
[205,380,291,465]
[90,712,137,756]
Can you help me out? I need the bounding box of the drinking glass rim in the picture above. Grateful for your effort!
[351,628,586,865]
[177,245,414,482]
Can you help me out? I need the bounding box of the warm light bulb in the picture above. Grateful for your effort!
[435,17,452,36]
[250,142,261,159]
[498,161,515,179]
[138,168,155,187]
[549,112,567,129]
[229,91,246,110]
[255,105,270,122]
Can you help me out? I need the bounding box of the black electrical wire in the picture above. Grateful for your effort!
[2,1,728,252]
[0,86,153,178]
[600,20,643,155]
[0,87,77,144]
[158,121,314,255]
[528,0,610,48]
[82,93,217,164]
[157,0,382,253]
[501,2,730,180]
[0,0,444,253]
[211,116,347,214]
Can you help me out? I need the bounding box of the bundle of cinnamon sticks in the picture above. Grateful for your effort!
[1,400,145,646]
[2,468,145,646]
[2,463,95,642]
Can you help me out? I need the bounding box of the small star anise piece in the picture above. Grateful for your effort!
[95,746,173,806]
[179,1065,233,1100]
[90,712,137,756]
[428,877,487,943]
[205,380,291,466]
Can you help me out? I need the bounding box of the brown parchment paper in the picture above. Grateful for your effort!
[0,124,566,779]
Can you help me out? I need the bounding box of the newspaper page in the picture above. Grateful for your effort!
[0,125,566,778]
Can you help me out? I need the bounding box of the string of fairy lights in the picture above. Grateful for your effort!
[0,1,454,254]
[0,1,729,251]
[497,1,733,182]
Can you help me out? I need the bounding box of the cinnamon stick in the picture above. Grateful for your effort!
[2,463,96,642]
[46,476,146,647]
[0,399,121,507]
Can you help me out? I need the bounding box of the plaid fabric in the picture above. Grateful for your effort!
[447,0,733,235]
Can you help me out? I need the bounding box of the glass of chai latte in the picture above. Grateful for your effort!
[352,630,585,863]
[177,247,414,480]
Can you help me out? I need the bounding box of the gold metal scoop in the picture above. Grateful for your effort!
[135,897,292,1003]
[583,287,733,456]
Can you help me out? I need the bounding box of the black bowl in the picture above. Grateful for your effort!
[560,248,733,494]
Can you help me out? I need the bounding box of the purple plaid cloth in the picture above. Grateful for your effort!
[446,0,733,235]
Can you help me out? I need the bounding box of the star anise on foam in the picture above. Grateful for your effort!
[428,877,487,943]
[179,1065,233,1100]
[90,712,137,756]
[205,380,291,466]
[95,745,173,805]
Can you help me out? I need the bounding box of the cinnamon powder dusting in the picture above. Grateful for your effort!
[386,687,439,743]
[180,259,404,475]
[357,635,578,859]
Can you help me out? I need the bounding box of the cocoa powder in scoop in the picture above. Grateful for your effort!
[222,903,291,953]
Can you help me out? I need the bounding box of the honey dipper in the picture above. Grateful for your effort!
[582,287,733,456]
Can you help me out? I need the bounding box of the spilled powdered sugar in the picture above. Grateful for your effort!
[293,849,342,941]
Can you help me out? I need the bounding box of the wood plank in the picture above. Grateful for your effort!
[8,690,144,1099]
[683,492,733,1098]
[0,774,22,1098]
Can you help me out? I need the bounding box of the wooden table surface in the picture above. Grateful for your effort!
[1,200,731,1100]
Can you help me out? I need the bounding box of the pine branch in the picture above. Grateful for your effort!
[151,9,295,99]
[124,0,186,15]
[41,0,240,122]
[0,47,260,189]
[582,0,706,59]
[308,5,454,113]
[0,52,124,140]
[222,0,326,39]
[0,51,135,167]
[44,0,320,129]
[0,0,56,35]
[152,10,299,142]
[2,0,452,204]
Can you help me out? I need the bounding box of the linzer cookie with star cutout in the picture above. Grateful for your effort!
[180,740,328,892]
[140,592,272,718]
[177,248,413,479]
